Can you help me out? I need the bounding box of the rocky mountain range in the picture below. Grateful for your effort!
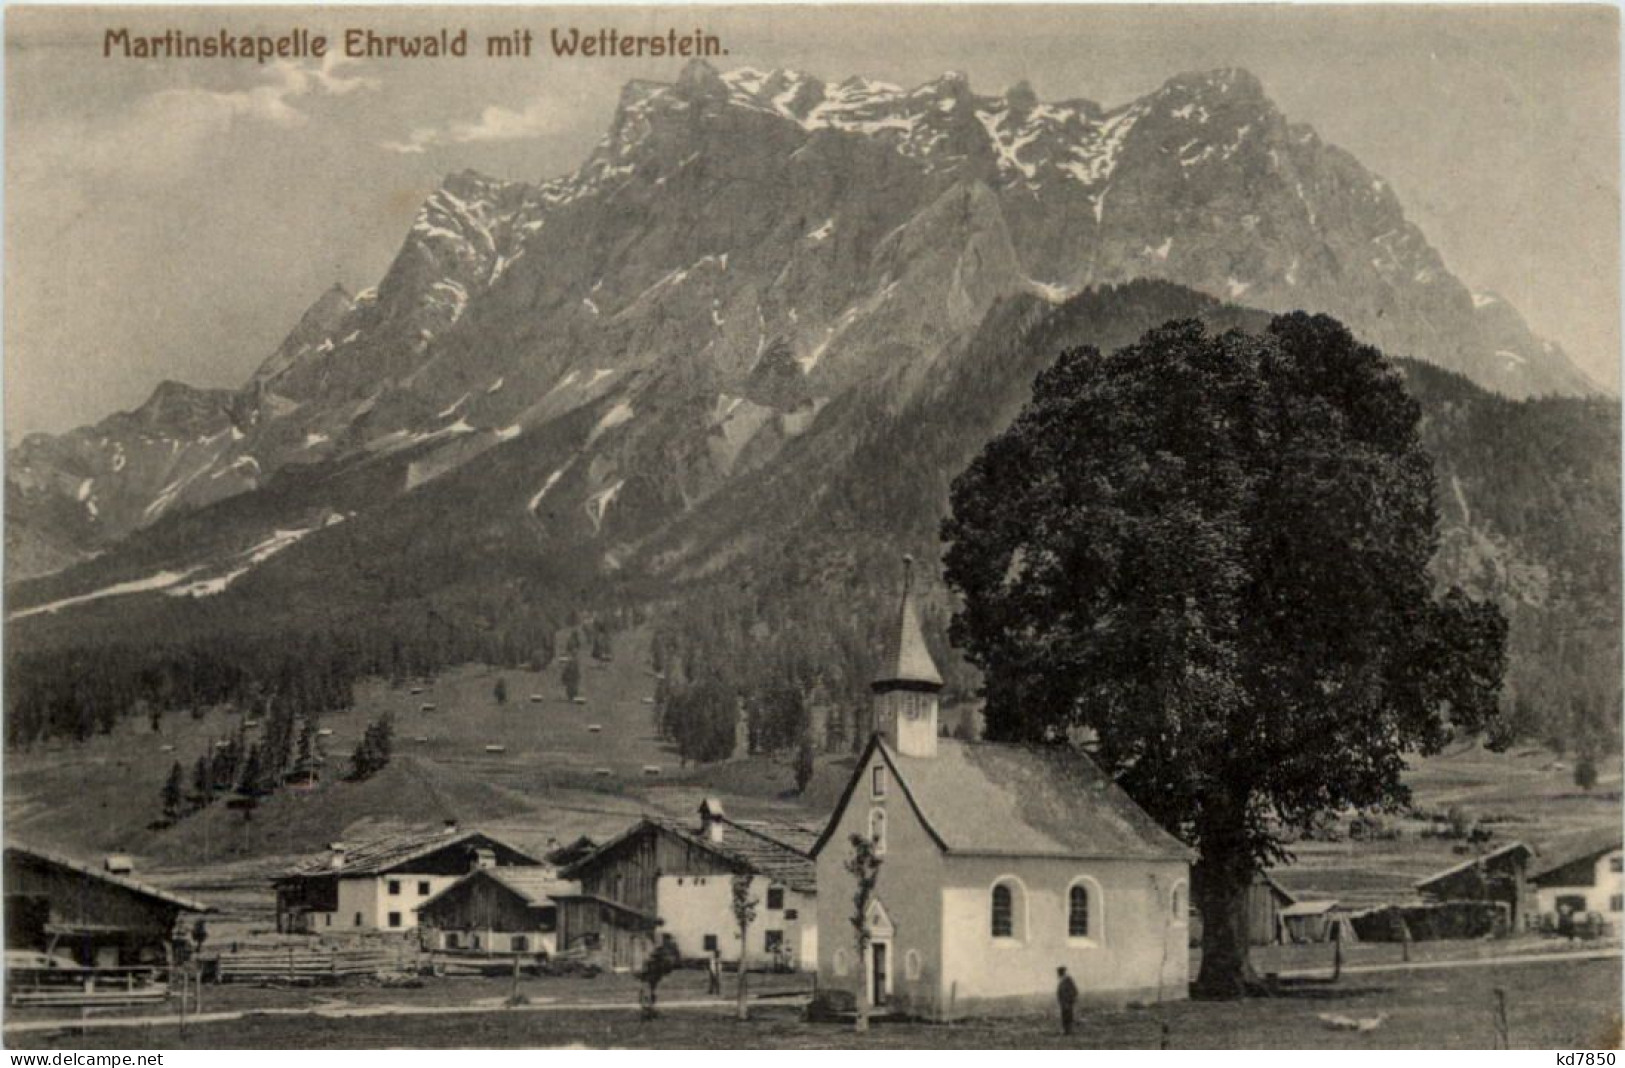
[6,62,1615,730]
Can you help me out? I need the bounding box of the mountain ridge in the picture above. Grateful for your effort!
[5,61,1608,599]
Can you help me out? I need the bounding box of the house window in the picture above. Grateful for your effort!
[1069,885,1091,938]
[785,909,799,921]
[388,880,401,896]
[513,936,530,952]
[870,809,887,855]
[1171,882,1187,921]
[1611,857,1623,873]
[703,934,718,953]
[872,766,886,798]
[354,912,363,927]
[446,932,461,949]
[1612,895,1623,913]
[324,914,331,928]
[767,887,785,910]
[765,930,784,953]
[991,883,1014,938]
[387,911,402,928]
[418,881,431,896]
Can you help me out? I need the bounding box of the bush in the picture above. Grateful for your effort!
[805,988,856,1022]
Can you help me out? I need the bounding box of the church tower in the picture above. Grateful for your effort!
[871,555,943,758]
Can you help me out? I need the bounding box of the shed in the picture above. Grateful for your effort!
[1414,841,1535,929]
[4,844,212,970]
[1280,899,1354,944]
[417,868,578,957]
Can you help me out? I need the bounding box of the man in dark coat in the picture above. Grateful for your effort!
[1056,965,1079,1035]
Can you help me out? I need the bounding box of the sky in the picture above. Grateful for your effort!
[5,4,1619,439]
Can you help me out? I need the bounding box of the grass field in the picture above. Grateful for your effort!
[9,956,1618,1050]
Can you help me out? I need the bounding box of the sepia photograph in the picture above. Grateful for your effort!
[1,2,1620,1051]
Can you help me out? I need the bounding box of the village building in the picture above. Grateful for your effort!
[1527,827,1624,930]
[273,827,540,934]
[1189,868,1296,947]
[558,802,817,971]
[812,559,1193,1018]
[4,843,212,969]
[416,868,578,956]
[1413,840,1536,930]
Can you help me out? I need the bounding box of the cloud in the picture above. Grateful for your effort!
[380,97,564,154]
[16,55,378,187]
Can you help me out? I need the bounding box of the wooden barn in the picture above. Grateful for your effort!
[559,801,817,970]
[1188,868,1297,947]
[417,868,577,957]
[4,843,212,970]
[1414,841,1536,930]
[273,826,540,934]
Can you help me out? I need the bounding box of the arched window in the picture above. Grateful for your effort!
[1171,881,1188,921]
[1069,884,1090,938]
[905,949,922,980]
[1066,875,1104,944]
[869,809,888,855]
[991,883,1013,938]
[833,948,850,976]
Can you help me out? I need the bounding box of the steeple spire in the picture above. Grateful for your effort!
[872,554,942,757]
[873,554,944,691]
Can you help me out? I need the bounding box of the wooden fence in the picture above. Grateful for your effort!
[208,942,424,983]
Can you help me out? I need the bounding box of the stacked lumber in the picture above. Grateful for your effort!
[211,943,419,983]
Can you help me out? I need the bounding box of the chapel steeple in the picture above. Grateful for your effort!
[871,555,942,758]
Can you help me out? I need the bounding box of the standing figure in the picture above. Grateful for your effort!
[707,947,722,995]
[1056,965,1079,1035]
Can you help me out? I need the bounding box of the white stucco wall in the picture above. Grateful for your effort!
[1535,849,1624,918]
[938,855,1189,1013]
[434,929,557,956]
[816,747,946,1017]
[656,873,815,970]
[308,873,462,932]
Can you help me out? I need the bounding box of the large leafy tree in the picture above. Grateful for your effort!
[942,314,1507,998]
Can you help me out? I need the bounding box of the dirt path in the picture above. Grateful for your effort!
[4,993,808,1035]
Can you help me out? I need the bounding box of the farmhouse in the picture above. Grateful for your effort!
[416,867,578,956]
[1414,840,1536,929]
[1527,827,1623,930]
[273,826,540,934]
[4,843,212,969]
[559,802,817,970]
[813,560,1192,1019]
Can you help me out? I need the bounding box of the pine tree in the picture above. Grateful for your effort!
[191,756,212,809]
[161,762,185,822]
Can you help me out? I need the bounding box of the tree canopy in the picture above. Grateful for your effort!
[942,314,1507,996]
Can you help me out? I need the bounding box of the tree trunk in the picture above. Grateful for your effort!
[1192,850,1262,999]
[736,930,749,1021]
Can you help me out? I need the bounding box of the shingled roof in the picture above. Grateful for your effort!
[6,843,214,913]
[280,828,538,879]
[421,866,578,912]
[567,816,817,894]
[812,736,1192,861]
[1529,826,1624,882]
